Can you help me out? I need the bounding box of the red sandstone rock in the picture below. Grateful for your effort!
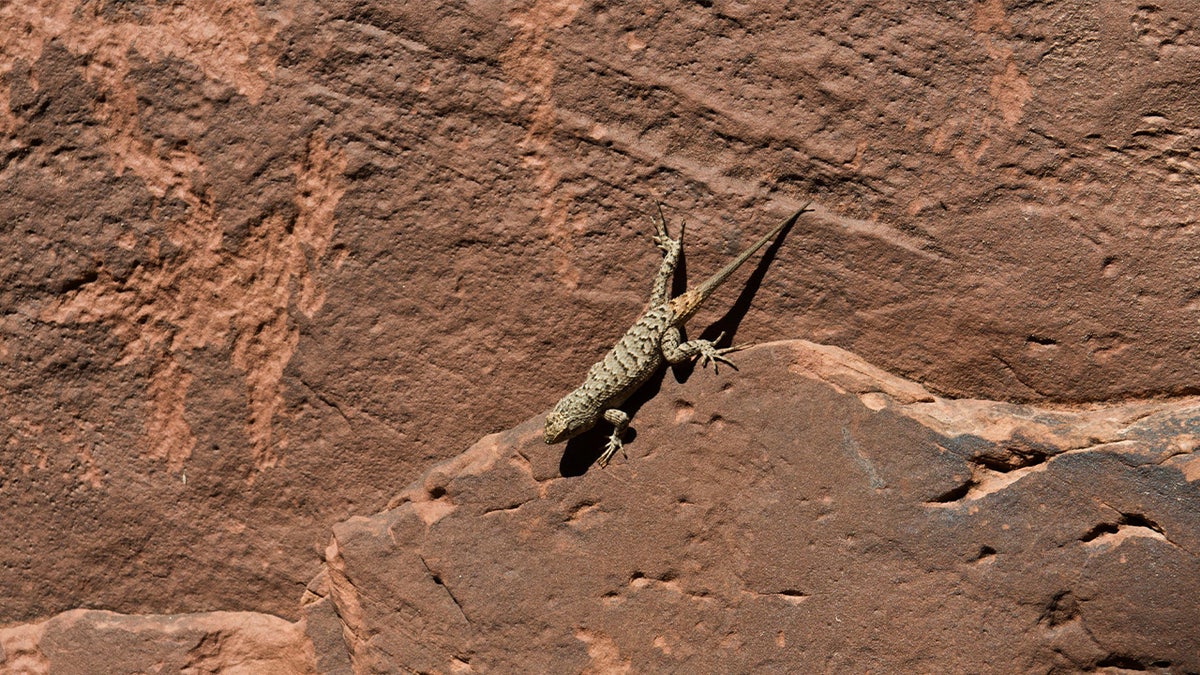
[0,609,314,674]
[1,341,1196,671]
[314,341,1200,672]
[1,0,1198,668]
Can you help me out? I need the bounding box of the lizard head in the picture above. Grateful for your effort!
[543,403,594,444]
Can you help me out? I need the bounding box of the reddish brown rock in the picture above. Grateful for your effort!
[320,341,1200,672]
[2,0,1199,650]
[0,608,314,674]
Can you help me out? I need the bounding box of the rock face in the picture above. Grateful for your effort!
[0,340,1196,671]
[0,608,315,674]
[316,341,1200,673]
[2,0,1199,668]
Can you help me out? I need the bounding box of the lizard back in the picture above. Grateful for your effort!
[570,305,672,408]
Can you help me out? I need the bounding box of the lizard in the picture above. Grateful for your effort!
[543,202,811,466]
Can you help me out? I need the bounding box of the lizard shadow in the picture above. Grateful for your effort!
[559,212,797,476]
[670,212,797,382]
[558,372,663,476]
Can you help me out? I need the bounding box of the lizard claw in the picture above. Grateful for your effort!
[652,232,676,254]
[695,332,748,374]
[652,235,680,257]
[597,435,626,467]
[651,202,683,255]
[700,348,739,374]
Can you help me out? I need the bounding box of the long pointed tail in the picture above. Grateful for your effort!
[670,203,811,319]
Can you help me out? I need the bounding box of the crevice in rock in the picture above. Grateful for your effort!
[972,545,997,563]
[1120,512,1166,536]
[970,436,1054,473]
[482,498,535,515]
[1078,521,1120,543]
[774,589,809,602]
[1038,590,1079,628]
[1095,653,1172,671]
[929,479,973,504]
[992,352,1047,398]
[1078,511,1186,552]
[419,555,470,626]
[58,268,100,294]
[927,436,1063,506]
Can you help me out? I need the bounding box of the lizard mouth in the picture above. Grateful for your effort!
[544,425,573,444]
[544,408,587,444]
[544,414,568,444]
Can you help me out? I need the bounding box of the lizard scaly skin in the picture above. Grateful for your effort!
[543,204,810,466]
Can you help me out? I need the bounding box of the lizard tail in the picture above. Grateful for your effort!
[669,203,811,319]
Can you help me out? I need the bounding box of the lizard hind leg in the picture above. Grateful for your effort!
[597,408,631,467]
[648,203,684,307]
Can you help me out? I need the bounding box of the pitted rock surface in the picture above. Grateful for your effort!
[2,0,1198,666]
[314,342,1199,673]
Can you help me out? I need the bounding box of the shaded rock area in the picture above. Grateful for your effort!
[0,608,315,674]
[2,0,1199,670]
[311,341,1199,673]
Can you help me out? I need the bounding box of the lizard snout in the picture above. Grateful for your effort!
[544,411,569,444]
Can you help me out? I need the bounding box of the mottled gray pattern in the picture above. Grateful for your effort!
[544,206,808,466]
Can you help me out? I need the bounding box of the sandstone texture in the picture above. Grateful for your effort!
[7,342,1191,673]
[312,341,1200,673]
[0,608,314,674]
[1,0,1199,671]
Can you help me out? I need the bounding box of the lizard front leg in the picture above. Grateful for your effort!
[597,408,631,467]
[660,327,739,373]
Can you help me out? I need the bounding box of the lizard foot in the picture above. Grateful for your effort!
[695,332,742,374]
[597,433,626,467]
[652,226,681,256]
[651,202,683,256]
